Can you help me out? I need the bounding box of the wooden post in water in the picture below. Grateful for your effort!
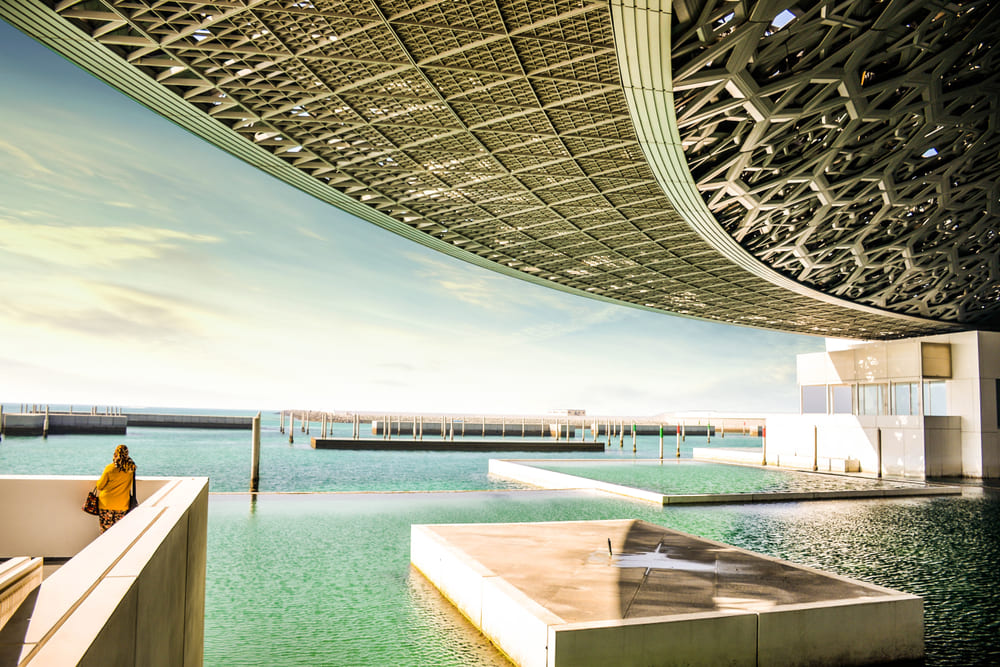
[632,423,636,453]
[43,405,49,438]
[521,417,525,437]
[501,416,505,438]
[303,411,309,433]
[659,425,664,460]
[681,421,686,442]
[450,418,454,441]
[288,412,294,444]
[412,416,417,440]
[619,421,624,448]
[419,415,423,441]
[442,416,446,441]
[761,426,767,466]
[676,424,681,458]
[813,425,818,471]
[876,427,883,478]
[279,411,284,434]
[721,422,725,439]
[0,404,4,439]
[706,423,711,444]
[387,416,392,441]
[250,412,261,492]
[481,416,485,438]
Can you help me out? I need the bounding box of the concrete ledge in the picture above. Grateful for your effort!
[412,520,924,667]
[489,459,962,506]
[550,611,758,667]
[0,558,43,631]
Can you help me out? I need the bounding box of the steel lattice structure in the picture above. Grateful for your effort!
[2,0,996,339]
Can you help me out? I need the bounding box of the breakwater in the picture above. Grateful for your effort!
[311,437,604,452]
[0,413,126,436]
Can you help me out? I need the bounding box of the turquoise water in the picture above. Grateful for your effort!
[531,459,925,494]
[0,412,760,492]
[2,416,998,665]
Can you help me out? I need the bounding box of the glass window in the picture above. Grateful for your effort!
[831,385,853,414]
[858,384,885,416]
[892,382,919,415]
[801,385,827,414]
[923,381,948,416]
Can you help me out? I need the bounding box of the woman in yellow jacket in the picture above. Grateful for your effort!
[96,444,136,533]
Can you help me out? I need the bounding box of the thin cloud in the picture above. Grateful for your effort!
[0,219,219,268]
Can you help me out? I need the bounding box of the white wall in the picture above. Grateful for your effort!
[786,330,1000,478]
[0,476,170,558]
[0,476,207,667]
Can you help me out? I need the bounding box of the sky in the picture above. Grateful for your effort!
[0,21,825,415]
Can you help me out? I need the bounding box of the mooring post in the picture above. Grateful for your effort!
[813,425,818,471]
[659,425,664,460]
[522,417,525,437]
[0,404,4,439]
[321,413,327,438]
[303,410,308,433]
[876,427,883,478]
[501,416,505,438]
[721,422,725,439]
[676,424,681,458]
[288,412,294,444]
[607,420,611,447]
[632,423,636,453]
[619,420,624,448]
[482,415,485,438]
[250,411,261,492]
[450,418,454,441]
[43,405,49,438]
[387,416,392,441]
[681,421,686,442]
[761,426,767,466]
[419,415,423,441]
[412,416,417,440]
[706,422,711,444]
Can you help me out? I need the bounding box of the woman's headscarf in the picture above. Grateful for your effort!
[113,444,136,473]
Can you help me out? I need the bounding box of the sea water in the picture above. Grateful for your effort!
[1,411,998,665]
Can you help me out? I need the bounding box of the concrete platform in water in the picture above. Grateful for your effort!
[311,438,604,452]
[411,519,923,667]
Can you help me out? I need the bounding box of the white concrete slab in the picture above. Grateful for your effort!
[412,520,923,667]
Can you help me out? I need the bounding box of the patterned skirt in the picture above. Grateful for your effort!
[98,509,128,533]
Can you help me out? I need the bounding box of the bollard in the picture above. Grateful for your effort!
[659,425,663,460]
[250,412,261,492]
